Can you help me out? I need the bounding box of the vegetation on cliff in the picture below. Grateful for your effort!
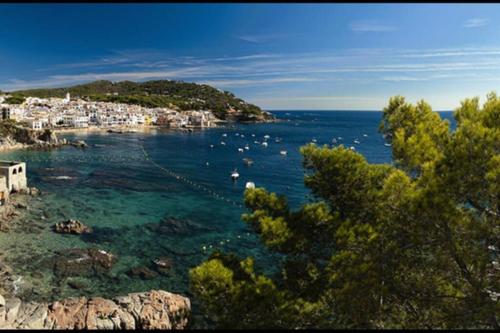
[3,96,25,105]
[0,120,58,146]
[9,80,271,121]
[190,93,500,329]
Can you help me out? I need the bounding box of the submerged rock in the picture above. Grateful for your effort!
[126,266,158,280]
[0,290,190,329]
[52,248,116,277]
[147,216,213,235]
[52,219,92,235]
[153,257,173,275]
[66,279,88,290]
[70,140,88,149]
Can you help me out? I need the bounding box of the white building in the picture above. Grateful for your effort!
[25,117,43,130]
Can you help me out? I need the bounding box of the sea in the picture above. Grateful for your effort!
[0,110,454,327]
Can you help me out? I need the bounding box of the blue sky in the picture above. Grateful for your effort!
[2,4,500,110]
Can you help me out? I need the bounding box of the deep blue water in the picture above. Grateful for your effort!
[0,110,454,325]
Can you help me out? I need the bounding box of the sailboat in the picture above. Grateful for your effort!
[231,169,240,180]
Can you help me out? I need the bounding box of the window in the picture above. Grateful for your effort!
[12,169,17,175]
[18,167,22,173]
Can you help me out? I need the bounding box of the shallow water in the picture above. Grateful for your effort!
[0,110,453,326]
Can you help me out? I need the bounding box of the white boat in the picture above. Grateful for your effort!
[220,141,226,145]
[243,158,254,166]
[262,142,268,147]
[363,134,368,137]
[350,146,356,151]
[280,150,287,155]
[238,148,244,152]
[354,139,360,144]
[311,138,317,143]
[384,143,392,147]
[338,136,343,140]
[332,138,337,144]
[244,145,250,150]
[245,182,256,189]
[210,144,214,148]
[241,134,245,138]
[235,133,240,136]
[251,134,255,137]
[254,140,260,144]
[222,133,227,137]
[231,169,240,180]
[264,134,270,139]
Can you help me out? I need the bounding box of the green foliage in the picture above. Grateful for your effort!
[10,80,269,120]
[190,93,500,329]
[3,95,26,105]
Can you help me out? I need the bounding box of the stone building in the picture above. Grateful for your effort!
[0,161,27,193]
[0,176,8,204]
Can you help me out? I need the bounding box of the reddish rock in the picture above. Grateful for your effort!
[53,219,92,235]
[0,290,190,329]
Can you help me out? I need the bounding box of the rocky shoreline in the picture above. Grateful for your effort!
[0,191,193,330]
[0,289,190,329]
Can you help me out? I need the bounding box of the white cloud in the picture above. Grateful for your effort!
[463,18,489,28]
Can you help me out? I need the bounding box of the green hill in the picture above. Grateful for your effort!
[9,80,273,121]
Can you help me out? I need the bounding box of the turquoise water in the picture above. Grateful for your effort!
[0,111,453,326]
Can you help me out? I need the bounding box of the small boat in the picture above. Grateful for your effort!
[222,133,227,137]
[244,145,250,150]
[235,133,240,136]
[251,134,255,137]
[231,169,240,180]
[262,142,268,147]
[245,182,256,189]
[241,134,245,138]
[210,144,214,148]
[238,148,244,152]
[354,139,360,144]
[280,150,287,156]
[254,140,260,144]
[243,158,254,166]
[363,134,368,137]
[311,138,317,143]
[384,143,392,147]
[338,136,343,140]
[331,138,337,144]
[275,137,282,143]
[350,146,356,151]
[220,141,226,145]
[264,135,270,139]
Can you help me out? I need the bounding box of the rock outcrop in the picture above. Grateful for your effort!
[53,219,92,234]
[0,290,190,329]
[52,248,115,277]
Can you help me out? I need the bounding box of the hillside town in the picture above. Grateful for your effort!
[0,93,220,130]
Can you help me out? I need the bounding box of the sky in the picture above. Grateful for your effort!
[1,3,500,110]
